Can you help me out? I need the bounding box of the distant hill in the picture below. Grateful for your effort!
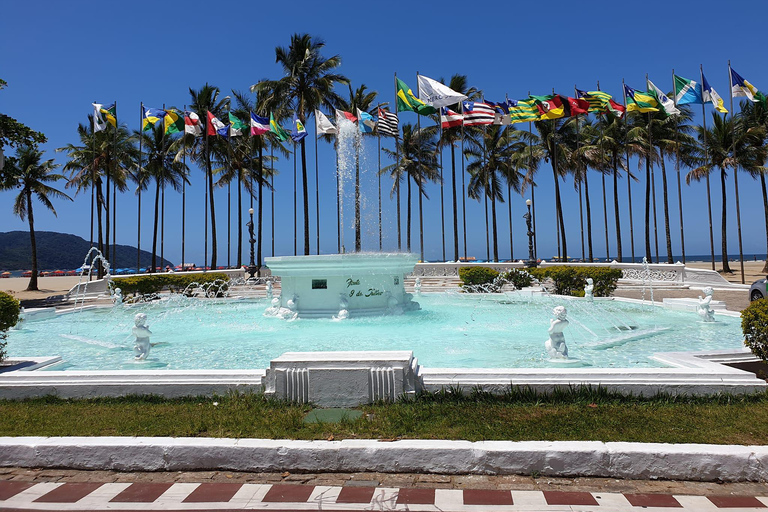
[0,231,173,270]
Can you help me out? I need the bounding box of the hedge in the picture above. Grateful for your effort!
[742,299,768,361]
[460,266,621,297]
[458,267,500,287]
[113,273,230,298]
[0,291,21,362]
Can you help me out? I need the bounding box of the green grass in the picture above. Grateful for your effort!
[2,388,768,444]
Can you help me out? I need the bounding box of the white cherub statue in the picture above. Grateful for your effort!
[414,277,422,295]
[132,313,152,360]
[545,306,569,359]
[265,281,273,299]
[113,287,123,306]
[697,287,716,322]
[583,278,594,302]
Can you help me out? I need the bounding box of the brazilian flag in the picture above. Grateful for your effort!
[396,78,436,116]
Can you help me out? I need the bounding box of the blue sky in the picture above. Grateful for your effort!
[2,0,768,267]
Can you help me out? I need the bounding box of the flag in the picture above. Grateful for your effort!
[357,108,376,133]
[92,103,108,132]
[461,101,495,126]
[607,99,626,118]
[250,112,270,135]
[376,108,398,137]
[730,67,759,102]
[417,74,467,108]
[184,111,202,136]
[486,100,510,125]
[291,113,307,142]
[396,77,436,115]
[164,109,185,134]
[673,75,702,105]
[269,112,290,141]
[440,107,463,128]
[508,99,539,124]
[648,79,680,116]
[576,89,612,113]
[702,73,728,113]
[335,109,357,123]
[566,96,590,116]
[624,84,658,113]
[531,95,566,120]
[142,107,166,131]
[207,111,228,136]
[314,110,337,135]
[229,112,248,137]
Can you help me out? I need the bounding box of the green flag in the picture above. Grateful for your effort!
[164,109,185,135]
[269,112,290,141]
[395,78,436,115]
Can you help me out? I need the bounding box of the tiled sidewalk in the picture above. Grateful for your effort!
[2,480,768,511]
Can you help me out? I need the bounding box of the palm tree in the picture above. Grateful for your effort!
[382,123,439,260]
[251,34,348,255]
[738,99,768,272]
[435,75,480,261]
[464,125,526,262]
[58,120,137,275]
[186,84,230,269]
[687,112,766,273]
[571,119,607,262]
[2,146,71,291]
[336,83,378,252]
[139,125,188,273]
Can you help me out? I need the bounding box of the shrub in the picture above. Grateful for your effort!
[0,291,21,362]
[458,267,500,287]
[114,273,230,298]
[529,266,622,297]
[499,269,533,289]
[742,299,768,361]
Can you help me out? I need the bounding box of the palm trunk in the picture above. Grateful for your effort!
[484,194,490,262]
[644,152,652,262]
[301,138,310,255]
[151,180,160,273]
[761,174,768,273]
[660,157,673,263]
[613,156,622,262]
[26,189,38,291]
[354,145,361,252]
[406,176,412,253]
[237,172,242,268]
[451,145,458,261]
[721,168,731,272]
[491,194,499,262]
[96,180,105,278]
[418,188,424,261]
[553,171,567,262]
[257,145,264,269]
[207,149,217,270]
[585,170,593,262]
[396,182,402,251]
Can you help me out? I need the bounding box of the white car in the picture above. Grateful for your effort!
[750,277,767,301]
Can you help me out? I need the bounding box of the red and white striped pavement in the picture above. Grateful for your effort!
[2,480,768,511]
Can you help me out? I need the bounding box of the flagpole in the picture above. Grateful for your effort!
[90,102,96,251]
[378,126,383,251]
[646,75,660,263]
[506,94,513,261]
[416,71,423,262]
[181,106,187,270]
[669,70,685,265]
[137,102,143,274]
[527,92,537,261]
[728,60,745,283]
[700,65,716,271]
[439,120,445,262]
[315,112,320,255]
[575,86,585,262]
[161,103,166,272]
[461,101,468,261]
[105,105,111,269]
[112,100,117,266]
[227,132,232,269]
[293,140,297,256]
[621,80,636,262]
[335,133,341,253]
[271,143,275,257]
[204,109,209,271]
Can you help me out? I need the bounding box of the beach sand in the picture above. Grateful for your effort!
[685,259,767,285]
[1,276,84,301]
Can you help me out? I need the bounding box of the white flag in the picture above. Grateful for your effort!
[648,79,680,116]
[93,103,107,132]
[417,75,467,109]
[315,109,337,134]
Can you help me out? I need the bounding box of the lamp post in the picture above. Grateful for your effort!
[524,199,536,268]
[246,207,258,279]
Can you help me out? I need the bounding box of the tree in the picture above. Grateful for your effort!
[1,146,71,291]
[382,123,439,260]
[186,84,230,269]
[571,118,607,262]
[138,125,188,272]
[0,79,46,171]
[464,124,526,262]
[739,99,768,273]
[251,34,348,255]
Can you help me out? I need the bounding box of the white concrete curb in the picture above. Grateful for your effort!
[0,437,766,482]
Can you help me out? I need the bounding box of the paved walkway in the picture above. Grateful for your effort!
[2,469,768,511]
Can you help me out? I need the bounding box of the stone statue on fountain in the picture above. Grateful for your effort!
[583,278,594,302]
[545,306,569,359]
[132,313,152,360]
[697,287,716,322]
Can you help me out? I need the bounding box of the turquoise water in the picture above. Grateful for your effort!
[7,294,744,370]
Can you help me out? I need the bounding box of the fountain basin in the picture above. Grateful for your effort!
[265,253,420,318]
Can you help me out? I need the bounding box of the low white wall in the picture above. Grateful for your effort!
[1,437,766,481]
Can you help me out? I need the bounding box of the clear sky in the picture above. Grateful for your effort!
[2,0,767,267]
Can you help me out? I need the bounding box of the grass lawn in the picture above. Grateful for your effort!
[2,389,768,444]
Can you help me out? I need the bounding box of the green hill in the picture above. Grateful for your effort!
[0,231,173,270]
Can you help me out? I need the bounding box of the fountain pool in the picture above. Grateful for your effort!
[6,293,745,371]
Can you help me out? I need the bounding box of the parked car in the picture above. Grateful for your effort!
[750,277,767,301]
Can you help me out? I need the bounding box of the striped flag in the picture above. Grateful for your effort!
[576,89,612,113]
[440,107,463,128]
[377,108,398,137]
[184,111,202,136]
[462,101,494,126]
[250,113,270,135]
[508,99,539,124]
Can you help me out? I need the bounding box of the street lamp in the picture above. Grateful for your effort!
[524,199,536,268]
[246,207,258,279]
